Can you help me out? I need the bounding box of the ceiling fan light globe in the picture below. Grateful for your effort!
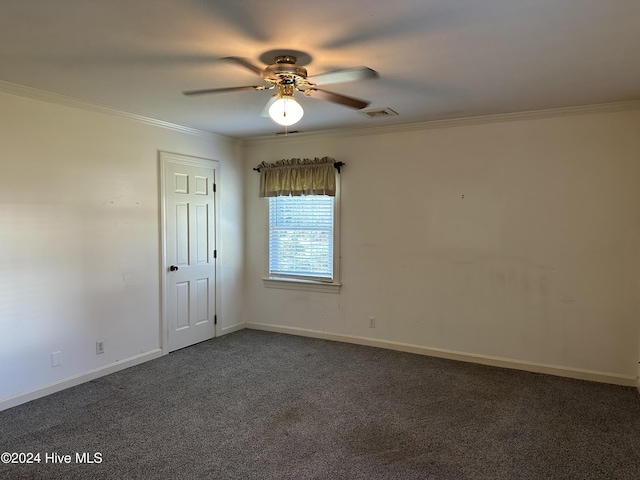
[268,96,304,126]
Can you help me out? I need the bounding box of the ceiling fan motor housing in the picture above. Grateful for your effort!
[263,56,308,83]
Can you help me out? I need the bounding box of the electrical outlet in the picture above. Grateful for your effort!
[51,351,61,367]
[96,341,105,355]
[369,317,376,328]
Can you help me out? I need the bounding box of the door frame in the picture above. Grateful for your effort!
[159,151,220,355]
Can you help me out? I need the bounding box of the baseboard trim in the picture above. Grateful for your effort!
[220,322,246,336]
[0,349,163,412]
[245,323,637,387]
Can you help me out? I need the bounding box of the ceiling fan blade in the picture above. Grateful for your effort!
[306,88,370,110]
[311,67,379,86]
[320,7,452,49]
[183,85,262,96]
[223,56,264,76]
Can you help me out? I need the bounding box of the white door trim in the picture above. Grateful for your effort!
[159,151,220,355]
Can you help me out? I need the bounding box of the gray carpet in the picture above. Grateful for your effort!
[1,329,639,479]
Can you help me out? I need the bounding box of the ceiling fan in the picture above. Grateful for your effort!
[183,52,379,126]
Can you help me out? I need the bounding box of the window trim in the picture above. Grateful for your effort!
[263,179,341,294]
[262,277,341,293]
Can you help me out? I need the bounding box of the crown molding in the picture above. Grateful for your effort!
[245,99,640,145]
[0,80,228,141]
[3,80,637,145]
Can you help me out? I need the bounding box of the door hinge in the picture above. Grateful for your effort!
[213,250,217,259]
[214,315,217,325]
[213,183,217,193]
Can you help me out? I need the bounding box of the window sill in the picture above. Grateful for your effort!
[262,277,341,294]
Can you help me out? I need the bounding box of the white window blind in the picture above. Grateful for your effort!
[269,195,334,281]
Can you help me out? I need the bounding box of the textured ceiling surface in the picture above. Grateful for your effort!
[1,0,639,138]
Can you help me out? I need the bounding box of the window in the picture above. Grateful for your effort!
[266,195,339,291]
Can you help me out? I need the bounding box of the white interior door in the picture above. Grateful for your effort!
[162,154,217,352]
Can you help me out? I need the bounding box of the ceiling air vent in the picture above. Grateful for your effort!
[361,107,399,119]
[275,130,301,136]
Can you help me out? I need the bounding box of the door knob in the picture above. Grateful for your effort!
[170,265,179,271]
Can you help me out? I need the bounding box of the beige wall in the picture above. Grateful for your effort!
[1,89,638,408]
[0,91,245,405]
[243,109,640,383]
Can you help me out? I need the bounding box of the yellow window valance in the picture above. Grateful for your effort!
[256,156,337,197]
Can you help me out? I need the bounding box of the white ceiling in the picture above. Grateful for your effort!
[1,0,639,139]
